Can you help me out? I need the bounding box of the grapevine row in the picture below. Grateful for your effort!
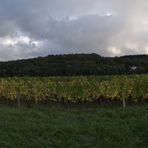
[0,75,147,105]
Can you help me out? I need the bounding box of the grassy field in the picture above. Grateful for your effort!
[0,105,148,148]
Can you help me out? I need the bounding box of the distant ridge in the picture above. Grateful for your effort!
[0,53,147,76]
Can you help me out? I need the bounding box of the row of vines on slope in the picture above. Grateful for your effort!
[0,75,147,106]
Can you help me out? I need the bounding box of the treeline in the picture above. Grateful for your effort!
[0,53,148,76]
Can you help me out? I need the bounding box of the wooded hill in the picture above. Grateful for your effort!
[0,53,147,76]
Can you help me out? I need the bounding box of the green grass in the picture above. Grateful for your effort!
[0,105,148,148]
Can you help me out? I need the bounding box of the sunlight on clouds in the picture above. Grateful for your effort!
[108,46,121,56]
[18,36,30,44]
[0,38,17,46]
[145,47,148,54]
[125,42,138,50]
[105,13,111,17]
[0,35,41,47]
[0,36,30,46]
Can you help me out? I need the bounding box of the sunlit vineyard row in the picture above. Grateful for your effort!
[0,75,147,104]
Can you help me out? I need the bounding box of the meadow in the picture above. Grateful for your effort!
[0,105,148,148]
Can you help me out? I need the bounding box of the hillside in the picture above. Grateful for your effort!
[0,53,147,76]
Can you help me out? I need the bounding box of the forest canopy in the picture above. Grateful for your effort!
[0,53,147,77]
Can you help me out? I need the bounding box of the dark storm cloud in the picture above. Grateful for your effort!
[0,0,148,60]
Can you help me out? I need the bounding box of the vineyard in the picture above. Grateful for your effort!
[0,75,147,106]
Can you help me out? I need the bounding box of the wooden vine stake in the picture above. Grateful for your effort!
[34,86,38,104]
[16,91,21,107]
[122,99,126,108]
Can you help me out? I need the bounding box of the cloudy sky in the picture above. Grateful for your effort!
[0,0,148,61]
